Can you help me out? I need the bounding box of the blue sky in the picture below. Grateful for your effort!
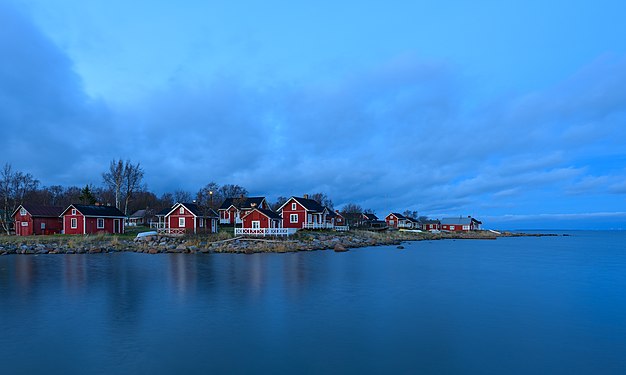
[2,0,626,229]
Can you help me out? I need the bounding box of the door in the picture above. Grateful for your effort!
[114,219,121,234]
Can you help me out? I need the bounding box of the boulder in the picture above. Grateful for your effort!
[334,244,348,252]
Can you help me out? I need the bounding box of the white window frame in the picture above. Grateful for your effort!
[71,218,77,229]
[199,218,204,228]
[463,225,470,231]
[179,207,185,214]
[290,214,298,223]
[20,208,27,216]
[97,218,105,229]
[21,221,28,227]
[41,222,46,230]
[449,225,455,230]
[291,203,296,210]
[252,220,260,229]
[71,209,76,215]
[179,217,185,227]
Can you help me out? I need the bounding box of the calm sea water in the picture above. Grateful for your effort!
[1,231,625,374]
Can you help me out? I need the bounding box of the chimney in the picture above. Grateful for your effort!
[251,203,257,208]
[303,194,309,199]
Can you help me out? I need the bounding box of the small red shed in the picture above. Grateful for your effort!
[12,204,64,236]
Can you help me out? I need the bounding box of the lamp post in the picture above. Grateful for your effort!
[209,190,213,208]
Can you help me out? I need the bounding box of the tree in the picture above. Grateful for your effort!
[219,184,248,199]
[196,182,222,210]
[272,196,289,211]
[0,163,40,234]
[402,210,419,219]
[174,190,192,203]
[121,161,144,215]
[79,185,97,205]
[102,159,125,210]
[309,192,333,208]
[340,203,363,226]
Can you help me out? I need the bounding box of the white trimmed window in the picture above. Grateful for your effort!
[291,203,296,210]
[71,209,76,215]
[290,214,298,223]
[20,208,27,216]
[449,225,455,230]
[71,218,77,229]
[21,221,28,227]
[41,222,46,230]
[179,207,184,214]
[97,218,105,229]
[463,225,470,231]
[179,217,185,227]
[199,218,204,227]
[252,221,260,229]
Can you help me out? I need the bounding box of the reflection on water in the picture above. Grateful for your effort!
[1,232,626,374]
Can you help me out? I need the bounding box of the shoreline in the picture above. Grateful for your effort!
[0,230,560,255]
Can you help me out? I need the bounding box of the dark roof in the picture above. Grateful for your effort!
[155,207,171,216]
[256,208,282,220]
[422,219,440,224]
[362,213,378,221]
[67,204,126,218]
[218,197,266,210]
[14,204,64,218]
[441,217,482,225]
[281,196,325,212]
[168,203,218,218]
[325,207,337,218]
[389,212,407,219]
[129,209,147,218]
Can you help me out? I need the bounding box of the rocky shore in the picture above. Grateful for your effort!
[0,230,558,255]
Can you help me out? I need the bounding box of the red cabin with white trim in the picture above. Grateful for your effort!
[241,208,282,229]
[61,204,126,235]
[12,204,64,236]
[164,202,218,234]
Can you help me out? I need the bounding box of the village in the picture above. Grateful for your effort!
[9,194,482,238]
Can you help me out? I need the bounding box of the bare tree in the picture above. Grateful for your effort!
[122,161,144,215]
[0,163,40,234]
[340,203,363,226]
[196,182,222,210]
[219,184,248,199]
[174,190,192,203]
[102,159,125,209]
[309,192,333,208]
[272,196,289,211]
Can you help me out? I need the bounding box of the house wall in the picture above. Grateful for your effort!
[63,212,85,235]
[281,199,307,229]
[14,211,32,236]
[385,214,399,228]
[34,217,63,235]
[242,210,278,229]
[168,206,197,233]
[441,224,470,232]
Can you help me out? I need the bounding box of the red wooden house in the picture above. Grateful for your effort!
[164,202,218,235]
[278,195,331,229]
[440,216,482,232]
[241,208,282,229]
[218,196,269,225]
[61,204,126,235]
[421,219,441,231]
[385,212,410,229]
[12,204,64,236]
[334,210,346,226]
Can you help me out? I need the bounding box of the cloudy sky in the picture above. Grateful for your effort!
[2,0,626,229]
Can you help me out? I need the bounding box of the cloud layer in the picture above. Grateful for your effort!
[1,3,625,228]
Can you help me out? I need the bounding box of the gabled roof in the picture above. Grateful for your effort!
[155,207,171,216]
[242,207,282,221]
[13,204,64,218]
[362,213,378,221]
[325,207,337,218]
[388,212,408,220]
[441,217,482,225]
[218,197,267,211]
[62,204,126,218]
[129,209,147,219]
[422,219,440,225]
[278,196,325,213]
[166,202,218,218]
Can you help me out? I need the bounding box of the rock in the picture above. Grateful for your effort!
[397,245,405,249]
[148,248,159,254]
[244,248,254,254]
[176,244,187,251]
[334,244,348,252]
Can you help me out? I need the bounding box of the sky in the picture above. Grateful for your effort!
[1,0,626,229]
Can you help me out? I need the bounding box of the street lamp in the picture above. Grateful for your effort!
[209,190,213,208]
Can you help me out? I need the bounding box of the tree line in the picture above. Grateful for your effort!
[0,159,389,234]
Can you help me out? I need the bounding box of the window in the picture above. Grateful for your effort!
[389,220,395,226]
[179,207,184,214]
[71,218,77,229]
[71,209,76,215]
[199,218,204,227]
[41,223,46,230]
[252,221,260,229]
[20,208,26,216]
[97,218,105,229]
[291,203,296,210]
[449,225,455,230]
[21,221,28,227]
[179,217,185,227]
[463,225,470,231]
[290,214,298,223]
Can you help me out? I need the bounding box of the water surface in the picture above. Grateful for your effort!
[1,231,625,374]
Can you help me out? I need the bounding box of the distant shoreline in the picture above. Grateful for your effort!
[0,230,562,255]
